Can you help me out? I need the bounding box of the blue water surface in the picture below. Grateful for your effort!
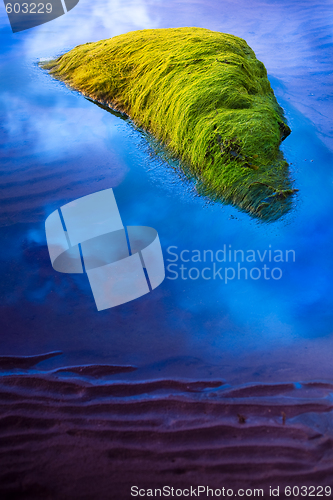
[0,0,333,385]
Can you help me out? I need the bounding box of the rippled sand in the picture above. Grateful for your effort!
[1,353,333,498]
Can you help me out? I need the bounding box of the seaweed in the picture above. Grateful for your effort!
[41,27,296,221]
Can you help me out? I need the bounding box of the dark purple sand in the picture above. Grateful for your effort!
[1,354,333,499]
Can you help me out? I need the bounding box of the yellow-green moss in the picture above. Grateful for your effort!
[42,27,296,221]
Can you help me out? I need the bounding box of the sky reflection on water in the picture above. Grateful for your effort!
[0,0,333,385]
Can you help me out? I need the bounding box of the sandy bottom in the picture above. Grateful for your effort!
[0,353,333,499]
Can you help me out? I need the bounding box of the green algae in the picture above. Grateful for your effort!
[42,27,297,221]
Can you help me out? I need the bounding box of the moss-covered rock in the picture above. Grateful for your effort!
[42,27,297,221]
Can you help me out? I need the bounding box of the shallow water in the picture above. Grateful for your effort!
[0,0,333,390]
